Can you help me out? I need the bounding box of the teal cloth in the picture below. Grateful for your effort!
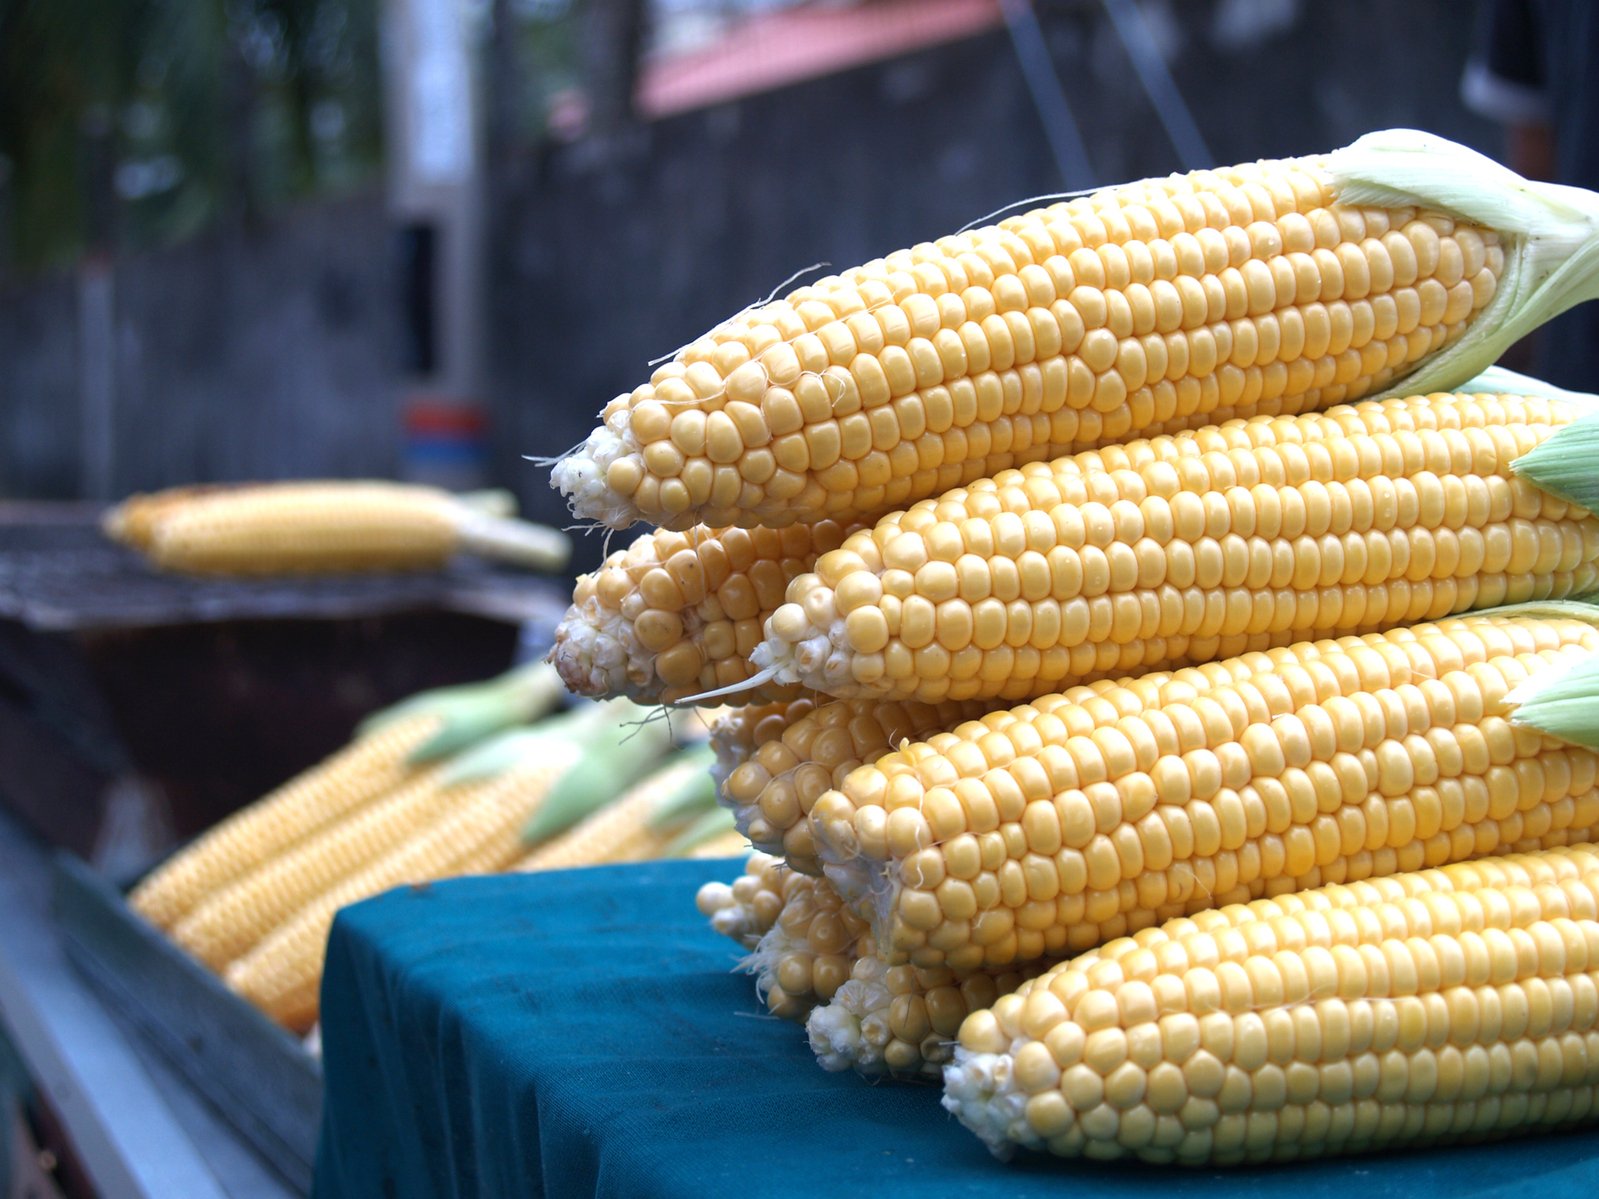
[313,862,1599,1198]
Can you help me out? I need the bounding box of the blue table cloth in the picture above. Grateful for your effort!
[313,861,1599,1198]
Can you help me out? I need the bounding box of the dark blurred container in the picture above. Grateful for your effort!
[0,502,566,873]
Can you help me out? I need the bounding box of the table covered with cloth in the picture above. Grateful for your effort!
[312,860,1599,1198]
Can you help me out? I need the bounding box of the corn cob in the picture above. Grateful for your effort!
[127,663,566,929]
[169,763,454,969]
[128,713,440,930]
[553,129,1599,532]
[809,605,1599,975]
[225,719,592,1032]
[514,745,719,871]
[943,844,1599,1164]
[552,522,853,704]
[139,480,570,575]
[741,388,1599,705]
[706,858,1057,1077]
[722,696,993,873]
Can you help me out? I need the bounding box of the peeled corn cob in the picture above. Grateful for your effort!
[553,129,1599,532]
[552,522,853,704]
[745,387,1599,704]
[226,719,592,1031]
[128,713,441,930]
[169,763,456,969]
[810,605,1599,975]
[943,844,1599,1164]
[136,480,570,575]
[722,696,992,873]
[127,664,566,929]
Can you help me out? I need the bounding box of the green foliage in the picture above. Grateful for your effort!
[0,0,385,273]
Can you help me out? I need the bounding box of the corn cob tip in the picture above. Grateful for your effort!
[805,955,896,1074]
[939,1051,1027,1160]
[549,422,647,531]
[548,603,637,698]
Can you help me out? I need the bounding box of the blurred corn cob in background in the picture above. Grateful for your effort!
[104,479,571,575]
[128,662,567,930]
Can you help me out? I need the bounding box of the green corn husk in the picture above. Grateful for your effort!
[359,661,568,764]
[1508,647,1599,752]
[1328,129,1599,399]
[519,702,677,845]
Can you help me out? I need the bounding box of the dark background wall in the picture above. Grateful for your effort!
[0,0,1496,571]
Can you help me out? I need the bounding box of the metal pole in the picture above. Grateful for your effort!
[998,0,1096,189]
[381,0,488,490]
[1099,0,1213,169]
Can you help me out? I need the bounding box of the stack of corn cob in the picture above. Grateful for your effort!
[127,663,749,1034]
[104,480,573,575]
[546,128,1599,1164]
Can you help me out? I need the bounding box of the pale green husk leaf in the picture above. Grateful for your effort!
[1512,412,1599,514]
[1326,129,1599,399]
[1507,653,1599,751]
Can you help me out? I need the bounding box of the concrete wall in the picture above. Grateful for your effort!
[0,0,1496,569]
[0,194,401,500]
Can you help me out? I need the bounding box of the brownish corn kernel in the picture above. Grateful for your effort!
[755,391,1599,703]
[551,522,852,704]
[555,137,1525,532]
[944,844,1599,1164]
[722,696,993,873]
[810,608,1599,974]
[128,713,442,930]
